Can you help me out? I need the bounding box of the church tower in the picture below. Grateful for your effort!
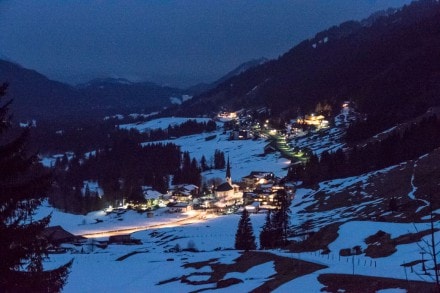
[226,156,232,185]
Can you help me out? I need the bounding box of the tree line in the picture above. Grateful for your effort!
[49,142,228,214]
[29,118,217,154]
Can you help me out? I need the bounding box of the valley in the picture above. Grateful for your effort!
[35,105,440,292]
[2,1,440,292]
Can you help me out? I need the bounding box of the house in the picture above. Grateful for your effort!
[168,202,193,213]
[109,234,141,245]
[217,111,237,121]
[142,186,162,201]
[42,226,83,246]
[170,184,199,202]
[242,171,275,190]
[296,114,329,129]
[242,184,289,209]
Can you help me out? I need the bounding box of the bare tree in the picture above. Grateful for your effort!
[415,194,440,290]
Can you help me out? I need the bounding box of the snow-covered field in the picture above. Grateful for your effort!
[42,189,437,292]
[124,116,290,179]
[143,128,290,181]
[119,117,213,132]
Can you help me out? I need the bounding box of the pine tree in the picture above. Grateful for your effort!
[234,209,256,251]
[0,84,72,291]
[259,210,274,249]
[214,149,226,169]
[273,189,291,245]
[200,155,208,171]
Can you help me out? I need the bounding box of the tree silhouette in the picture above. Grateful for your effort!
[0,84,72,291]
[235,209,256,251]
[260,210,275,249]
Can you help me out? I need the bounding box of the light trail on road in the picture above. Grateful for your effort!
[79,211,212,238]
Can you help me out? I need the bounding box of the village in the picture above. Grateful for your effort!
[75,101,358,221]
[39,100,359,252]
[100,163,294,216]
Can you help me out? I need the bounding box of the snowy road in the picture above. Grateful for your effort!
[79,210,209,238]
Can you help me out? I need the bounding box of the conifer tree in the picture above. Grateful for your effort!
[259,210,274,249]
[0,84,72,291]
[273,189,291,245]
[234,208,256,251]
[214,149,226,169]
[200,155,208,171]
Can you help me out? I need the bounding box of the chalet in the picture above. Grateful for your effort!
[42,226,84,246]
[296,113,329,129]
[243,185,289,209]
[109,234,141,245]
[142,186,162,201]
[170,184,199,202]
[242,171,275,190]
[168,202,193,213]
[217,111,237,121]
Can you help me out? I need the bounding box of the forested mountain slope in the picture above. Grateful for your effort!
[175,0,440,130]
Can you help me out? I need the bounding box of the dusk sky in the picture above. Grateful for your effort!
[0,0,412,87]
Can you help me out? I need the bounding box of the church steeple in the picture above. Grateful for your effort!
[226,156,232,185]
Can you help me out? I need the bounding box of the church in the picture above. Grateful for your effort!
[214,157,240,202]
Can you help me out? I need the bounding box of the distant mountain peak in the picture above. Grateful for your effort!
[186,57,269,95]
[77,77,134,88]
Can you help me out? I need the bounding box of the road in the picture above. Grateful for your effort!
[264,129,306,162]
[80,210,210,238]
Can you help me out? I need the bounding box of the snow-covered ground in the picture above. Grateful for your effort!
[41,188,437,292]
[36,116,437,291]
[119,117,213,132]
[143,128,290,181]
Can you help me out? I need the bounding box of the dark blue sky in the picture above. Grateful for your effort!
[0,0,412,87]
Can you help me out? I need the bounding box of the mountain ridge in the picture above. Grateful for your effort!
[172,0,440,129]
[0,60,186,120]
[0,57,270,121]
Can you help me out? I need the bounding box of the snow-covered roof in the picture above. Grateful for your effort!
[143,190,162,200]
[216,182,234,192]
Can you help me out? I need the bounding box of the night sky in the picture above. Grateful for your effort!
[0,0,412,87]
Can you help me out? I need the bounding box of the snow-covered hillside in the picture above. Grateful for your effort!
[37,116,440,292]
[146,133,290,181]
[119,117,212,132]
[141,119,290,180]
